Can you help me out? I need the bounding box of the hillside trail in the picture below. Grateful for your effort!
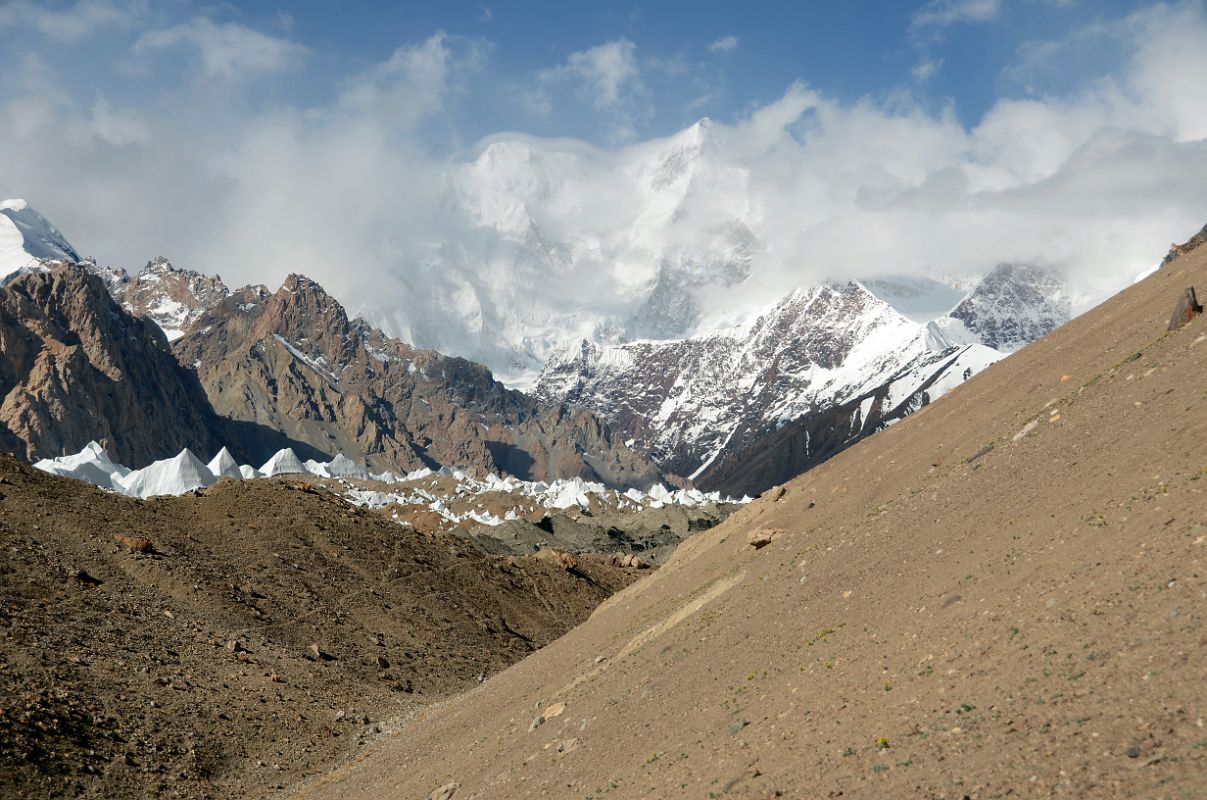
[293,244,1207,798]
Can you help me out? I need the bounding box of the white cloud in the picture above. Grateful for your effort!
[530,39,646,142]
[912,0,1003,31]
[2,5,1206,374]
[912,56,942,81]
[335,32,487,133]
[0,0,144,41]
[89,98,150,146]
[134,17,308,79]
[562,39,641,110]
[1123,2,1207,141]
[708,35,739,53]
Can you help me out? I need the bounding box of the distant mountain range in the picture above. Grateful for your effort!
[534,265,1069,493]
[0,198,1082,494]
[0,202,658,486]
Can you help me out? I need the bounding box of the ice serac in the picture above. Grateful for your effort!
[207,446,242,479]
[92,257,230,341]
[260,448,308,477]
[118,448,216,498]
[0,265,223,465]
[33,440,129,491]
[325,453,369,480]
[172,273,660,487]
[0,199,81,279]
[928,264,1071,352]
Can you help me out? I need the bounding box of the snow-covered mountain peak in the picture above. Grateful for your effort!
[643,118,717,191]
[0,198,81,278]
[535,277,938,479]
[91,256,230,341]
[927,263,1071,352]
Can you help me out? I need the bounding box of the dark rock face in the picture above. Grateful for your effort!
[1162,222,1207,265]
[173,274,659,485]
[0,265,222,464]
[695,346,980,497]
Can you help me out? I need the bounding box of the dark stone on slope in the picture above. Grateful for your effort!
[1167,287,1202,331]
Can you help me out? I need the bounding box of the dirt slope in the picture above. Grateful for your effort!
[294,246,1207,798]
[0,462,642,800]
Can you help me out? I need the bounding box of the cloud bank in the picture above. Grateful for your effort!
[0,2,1205,376]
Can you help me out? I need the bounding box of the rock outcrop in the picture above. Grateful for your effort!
[1162,221,1207,265]
[0,265,222,464]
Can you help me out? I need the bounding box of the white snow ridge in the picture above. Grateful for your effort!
[0,199,81,279]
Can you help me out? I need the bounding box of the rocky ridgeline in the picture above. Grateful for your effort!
[173,273,660,486]
[1162,221,1207,265]
[2,256,659,487]
[91,257,231,340]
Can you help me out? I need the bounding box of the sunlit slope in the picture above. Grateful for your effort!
[296,245,1207,799]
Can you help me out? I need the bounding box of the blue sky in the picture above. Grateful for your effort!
[0,0,1205,332]
[0,0,1160,147]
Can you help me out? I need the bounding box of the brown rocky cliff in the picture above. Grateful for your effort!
[174,274,660,485]
[91,257,230,339]
[0,265,222,463]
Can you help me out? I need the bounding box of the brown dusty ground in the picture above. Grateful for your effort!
[0,469,644,799]
[292,246,1207,799]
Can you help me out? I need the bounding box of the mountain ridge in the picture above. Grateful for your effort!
[172,272,662,486]
[535,276,1020,492]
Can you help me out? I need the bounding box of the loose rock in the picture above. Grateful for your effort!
[747,528,782,549]
[114,534,154,553]
[1167,286,1203,331]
